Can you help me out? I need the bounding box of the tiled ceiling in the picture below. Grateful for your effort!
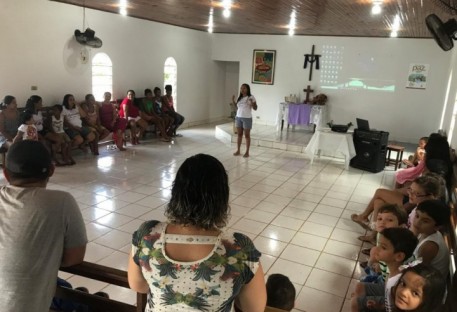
[51,0,455,38]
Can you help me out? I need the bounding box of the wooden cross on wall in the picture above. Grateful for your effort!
[303,85,314,103]
[303,45,321,81]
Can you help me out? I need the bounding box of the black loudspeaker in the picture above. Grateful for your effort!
[350,129,389,173]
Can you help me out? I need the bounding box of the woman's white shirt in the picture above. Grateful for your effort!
[236,95,256,118]
[62,106,82,128]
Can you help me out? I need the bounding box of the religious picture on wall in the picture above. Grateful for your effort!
[252,50,276,85]
[406,64,429,89]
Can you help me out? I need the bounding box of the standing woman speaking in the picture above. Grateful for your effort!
[232,83,257,158]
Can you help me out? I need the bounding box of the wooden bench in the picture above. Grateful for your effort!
[54,261,146,312]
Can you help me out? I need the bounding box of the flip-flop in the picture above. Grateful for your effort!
[358,235,376,245]
[359,261,368,269]
[351,214,371,230]
[361,248,372,256]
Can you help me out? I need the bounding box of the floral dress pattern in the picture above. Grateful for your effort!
[131,221,261,312]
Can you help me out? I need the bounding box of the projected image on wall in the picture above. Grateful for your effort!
[319,45,396,92]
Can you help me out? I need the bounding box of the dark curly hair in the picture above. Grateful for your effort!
[165,154,230,229]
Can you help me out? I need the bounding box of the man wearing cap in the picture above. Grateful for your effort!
[0,140,87,312]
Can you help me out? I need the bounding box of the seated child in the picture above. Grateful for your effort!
[412,199,450,278]
[48,104,75,166]
[351,228,418,312]
[359,173,443,246]
[402,137,428,168]
[391,263,446,312]
[266,274,296,311]
[139,89,171,142]
[13,110,38,143]
[406,173,444,235]
[359,204,408,283]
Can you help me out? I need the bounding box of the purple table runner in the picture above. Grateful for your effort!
[288,104,312,125]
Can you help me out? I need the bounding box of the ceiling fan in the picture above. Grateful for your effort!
[73,6,103,48]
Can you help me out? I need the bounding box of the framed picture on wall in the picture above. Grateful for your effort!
[252,50,276,85]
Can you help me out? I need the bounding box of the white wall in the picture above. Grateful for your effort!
[1,0,454,143]
[224,62,240,105]
[0,0,220,124]
[212,34,453,143]
[440,47,457,147]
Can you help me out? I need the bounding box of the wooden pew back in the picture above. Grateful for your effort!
[54,261,146,312]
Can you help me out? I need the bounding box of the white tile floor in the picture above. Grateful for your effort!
[5,122,410,311]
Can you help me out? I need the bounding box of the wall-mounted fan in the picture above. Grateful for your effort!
[74,28,103,48]
[432,0,457,15]
[426,14,457,51]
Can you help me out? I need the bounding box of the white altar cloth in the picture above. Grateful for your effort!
[304,129,356,170]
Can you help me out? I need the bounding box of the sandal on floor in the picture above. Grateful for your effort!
[359,261,369,269]
[361,248,372,256]
[350,214,371,230]
[358,235,376,245]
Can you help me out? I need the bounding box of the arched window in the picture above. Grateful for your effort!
[92,53,113,101]
[164,57,177,108]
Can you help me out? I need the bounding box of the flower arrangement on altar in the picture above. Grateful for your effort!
[312,93,328,105]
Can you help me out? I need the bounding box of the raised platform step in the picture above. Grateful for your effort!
[215,122,314,153]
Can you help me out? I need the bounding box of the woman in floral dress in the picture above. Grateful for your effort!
[128,154,266,311]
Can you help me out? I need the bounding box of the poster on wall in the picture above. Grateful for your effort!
[406,64,429,89]
[252,50,276,85]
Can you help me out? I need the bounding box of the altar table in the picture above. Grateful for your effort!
[304,129,356,170]
[276,103,326,132]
